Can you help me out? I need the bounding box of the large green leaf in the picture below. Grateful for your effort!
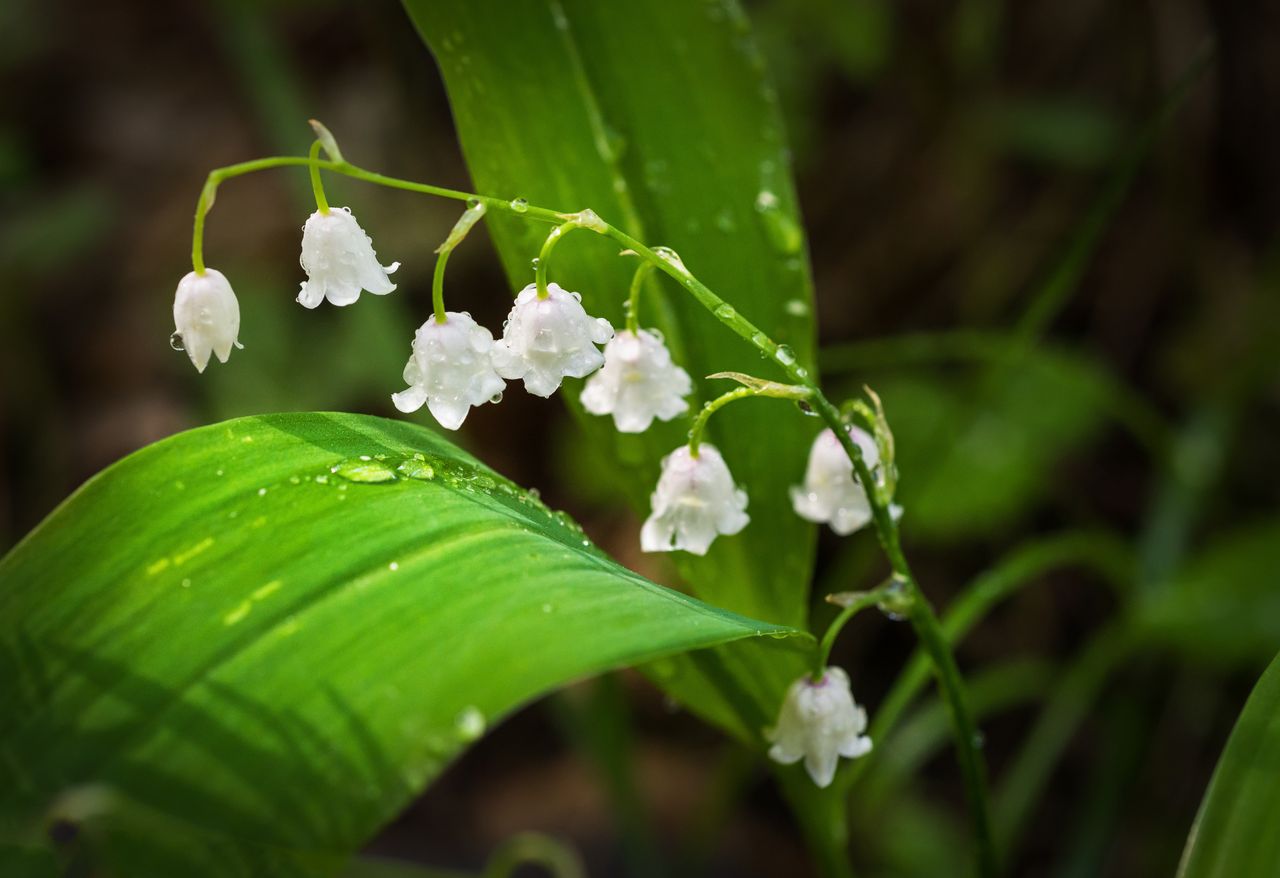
[0,413,800,875]
[402,0,817,628]
[1178,648,1280,877]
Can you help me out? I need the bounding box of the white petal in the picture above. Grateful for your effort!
[173,268,240,373]
[298,208,397,308]
[495,283,612,397]
[394,312,506,429]
[641,444,749,555]
[392,386,428,414]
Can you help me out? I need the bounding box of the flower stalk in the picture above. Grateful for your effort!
[185,146,997,877]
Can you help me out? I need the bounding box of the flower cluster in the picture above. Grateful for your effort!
[172,205,696,435]
[170,147,917,791]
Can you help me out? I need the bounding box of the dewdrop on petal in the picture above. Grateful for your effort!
[392,312,506,431]
[581,329,691,432]
[172,268,242,373]
[297,207,399,308]
[640,444,749,555]
[491,282,614,397]
[766,666,872,788]
[791,426,880,536]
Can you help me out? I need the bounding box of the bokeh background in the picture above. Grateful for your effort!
[2,1,1278,875]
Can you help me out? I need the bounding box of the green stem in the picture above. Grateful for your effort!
[814,585,893,678]
[840,529,1133,794]
[431,249,450,324]
[626,260,656,333]
[688,387,754,456]
[308,140,330,214]
[185,151,994,874]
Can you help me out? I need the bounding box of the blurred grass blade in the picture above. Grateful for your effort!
[1178,648,1280,877]
[1015,44,1212,341]
[0,413,801,875]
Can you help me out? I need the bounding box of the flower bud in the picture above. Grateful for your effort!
[172,268,241,373]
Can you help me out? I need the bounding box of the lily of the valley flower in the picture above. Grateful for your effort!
[297,207,399,308]
[766,666,872,788]
[391,312,505,431]
[491,283,614,397]
[640,444,749,555]
[581,329,691,432]
[172,268,242,373]
[791,426,881,536]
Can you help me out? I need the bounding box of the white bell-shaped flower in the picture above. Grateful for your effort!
[297,207,399,309]
[766,666,872,788]
[640,444,749,555]
[791,426,881,536]
[172,268,241,373]
[491,283,614,397]
[391,312,506,431]
[580,329,691,432]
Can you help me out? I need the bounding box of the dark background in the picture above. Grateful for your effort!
[2,1,1277,875]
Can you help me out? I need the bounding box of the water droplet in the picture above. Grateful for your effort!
[527,487,541,501]
[750,331,769,348]
[509,197,528,213]
[713,303,737,321]
[755,190,804,255]
[388,561,399,572]
[288,475,301,485]
[181,578,191,588]
[331,457,398,484]
[455,706,486,742]
[257,487,268,497]
[396,457,435,481]
[785,298,810,317]
[169,332,185,352]
[489,391,504,404]
[774,345,797,367]
[530,256,541,271]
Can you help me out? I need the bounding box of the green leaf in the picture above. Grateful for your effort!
[1178,648,1280,877]
[1137,520,1280,668]
[402,0,817,628]
[870,348,1111,542]
[0,413,800,875]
